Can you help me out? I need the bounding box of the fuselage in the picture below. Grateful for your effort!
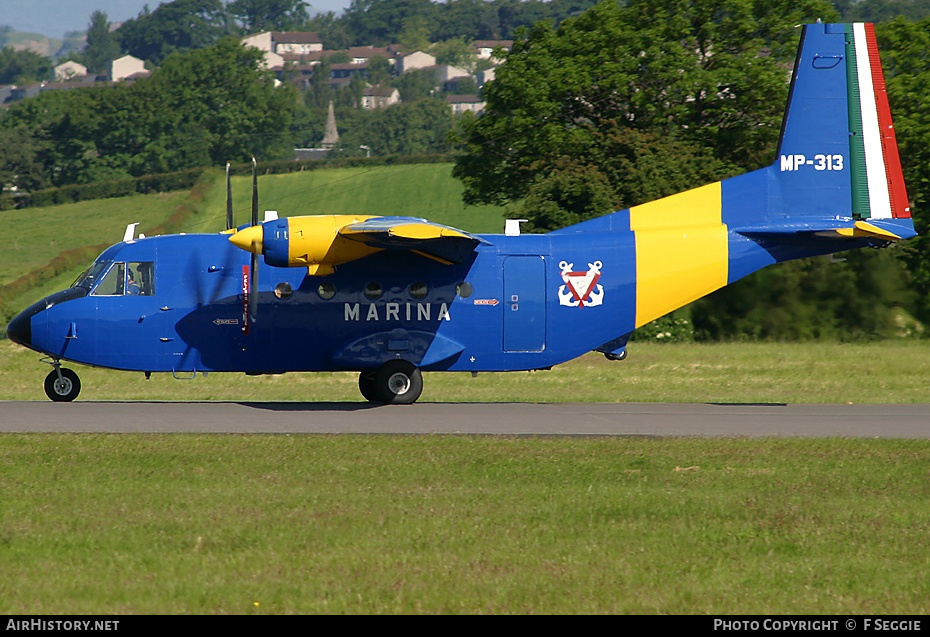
[8,228,644,375]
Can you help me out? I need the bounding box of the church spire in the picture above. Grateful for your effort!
[322,101,339,149]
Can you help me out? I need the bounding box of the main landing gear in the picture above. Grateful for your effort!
[42,359,81,402]
[358,360,423,404]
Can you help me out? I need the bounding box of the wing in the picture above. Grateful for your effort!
[338,216,491,265]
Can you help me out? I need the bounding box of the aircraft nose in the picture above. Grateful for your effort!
[6,309,33,348]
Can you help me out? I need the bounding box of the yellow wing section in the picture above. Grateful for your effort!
[338,217,489,265]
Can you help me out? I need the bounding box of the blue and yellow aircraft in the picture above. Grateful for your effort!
[6,22,916,403]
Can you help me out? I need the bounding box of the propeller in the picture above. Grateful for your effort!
[227,158,265,333]
[225,161,234,231]
[248,157,259,328]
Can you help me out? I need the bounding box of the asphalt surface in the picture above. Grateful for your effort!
[1,401,929,437]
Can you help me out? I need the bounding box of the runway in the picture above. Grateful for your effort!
[2,401,929,437]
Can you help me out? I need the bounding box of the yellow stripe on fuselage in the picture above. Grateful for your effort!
[629,182,728,327]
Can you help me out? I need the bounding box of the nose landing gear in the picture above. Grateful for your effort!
[41,358,81,402]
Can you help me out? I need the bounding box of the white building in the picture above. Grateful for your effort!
[54,61,87,81]
[110,55,146,82]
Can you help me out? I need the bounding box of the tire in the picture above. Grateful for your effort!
[44,368,81,402]
[358,371,379,402]
[372,361,423,405]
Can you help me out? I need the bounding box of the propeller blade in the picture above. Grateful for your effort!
[225,161,233,231]
[248,157,259,326]
[251,157,258,227]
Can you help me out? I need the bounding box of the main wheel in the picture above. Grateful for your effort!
[372,361,423,404]
[358,371,379,402]
[44,368,81,402]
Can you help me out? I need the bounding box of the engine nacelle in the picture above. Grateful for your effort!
[229,215,381,276]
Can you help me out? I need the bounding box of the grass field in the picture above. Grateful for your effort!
[3,339,930,403]
[1,434,928,614]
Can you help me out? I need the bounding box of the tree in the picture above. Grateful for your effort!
[875,17,930,324]
[366,55,393,88]
[0,47,52,84]
[306,11,353,50]
[228,0,311,32]
[393,67,438,102]
[398,15,432,53]
[839,0,930,21]
[82,11,121,74]
[121,38,298,170]
[0,127,51,192]
[116,0,228,65]
[335,98,454,156]
[431,36,478,72]
[453,0,836,221]
[343,0,438,46]
[0,38,299,186]
[434,0,501,41]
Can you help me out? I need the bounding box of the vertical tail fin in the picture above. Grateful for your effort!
[724,22,914,240]
[773,22,910,223]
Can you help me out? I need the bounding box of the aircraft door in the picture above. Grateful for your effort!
[503,256,546,352]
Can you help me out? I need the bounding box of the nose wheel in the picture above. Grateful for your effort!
[43,362,81,402]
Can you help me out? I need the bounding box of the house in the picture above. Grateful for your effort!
[346,46,392,64]
[271,32,323,56]
[8,84,42,102]
[434,65,471,83]
[476,67,495,88]
[446,94,485,115]
[242,31,322,71]
[474,40,513,64]
[361,85,400,110]
[110,55,147,82]
[242,31,322,56]
[395,51,435,74]
[330,62,369,80]
[40,76,97,94]
[54,61,87,81]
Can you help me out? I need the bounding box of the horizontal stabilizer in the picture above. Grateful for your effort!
[734,218,916,243]
[339,216,490,264]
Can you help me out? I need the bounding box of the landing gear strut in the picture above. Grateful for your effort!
[358,360,423,404]
[42,359,81,402]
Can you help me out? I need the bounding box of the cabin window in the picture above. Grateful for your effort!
[364,282,382,300]
[456,282,473,298]
[274,282,293,300]
[318,282,336,300]
[410,282,428,299]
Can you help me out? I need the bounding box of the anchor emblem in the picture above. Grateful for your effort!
[558,260,604,308]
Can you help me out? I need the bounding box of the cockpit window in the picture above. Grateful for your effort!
[91,262,126,296]
[73,261,111,291]
[83,261,155,296]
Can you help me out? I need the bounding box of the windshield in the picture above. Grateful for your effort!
[72,261,111,291]
[72,260,155,296]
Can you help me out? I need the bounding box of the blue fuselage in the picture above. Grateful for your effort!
[10,230,640,375]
